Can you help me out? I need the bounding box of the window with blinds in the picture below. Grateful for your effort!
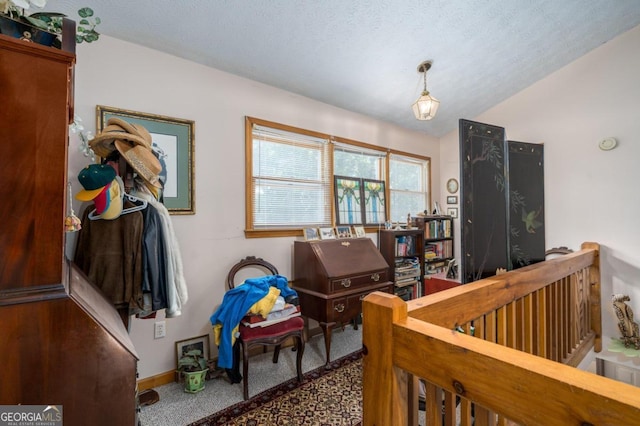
[250,122,331,230]
[389,153,430,222]
[333,142,386,180]
[246,117,431,236]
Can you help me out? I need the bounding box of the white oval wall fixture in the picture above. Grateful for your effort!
[598,137,617,151]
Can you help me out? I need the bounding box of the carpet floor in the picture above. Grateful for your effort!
[190,350,363,425]
[139,326,363,426]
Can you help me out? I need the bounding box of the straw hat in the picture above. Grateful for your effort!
[89,118,152,157]
[108,118,153,147]
[114,139,163,188]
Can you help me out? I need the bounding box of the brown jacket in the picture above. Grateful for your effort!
[74,203,144,313]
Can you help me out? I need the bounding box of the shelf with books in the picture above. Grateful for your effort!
[413,215,455,278]
[378,229,424,300]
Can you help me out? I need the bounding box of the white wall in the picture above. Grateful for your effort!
[69,36,439,379]
[439,25,640,341]
[71,24,639,380]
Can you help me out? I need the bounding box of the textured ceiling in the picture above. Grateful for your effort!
[47,0,640,137]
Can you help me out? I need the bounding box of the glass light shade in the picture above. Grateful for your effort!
[412,91,440,121]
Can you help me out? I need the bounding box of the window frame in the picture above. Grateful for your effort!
[245,117,431,238]
[388,150,432,222]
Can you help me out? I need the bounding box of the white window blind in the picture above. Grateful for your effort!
[333,142,386,180]
[251,125,331,229]
[389,153,429,222]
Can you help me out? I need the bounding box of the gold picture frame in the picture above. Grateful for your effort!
[97,105,196,215]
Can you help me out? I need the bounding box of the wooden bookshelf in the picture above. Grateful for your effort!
[378,229,424,300]
[412,215,454,279]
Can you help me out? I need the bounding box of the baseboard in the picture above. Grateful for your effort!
[138,370,176,391]
[137,323,345,390]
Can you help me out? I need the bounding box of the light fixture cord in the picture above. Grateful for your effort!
[423,67,427,92]
[423,65,430,93]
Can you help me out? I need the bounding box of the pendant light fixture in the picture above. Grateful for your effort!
[412,60,440,121]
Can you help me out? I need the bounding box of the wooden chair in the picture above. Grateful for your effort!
[227,256,305,400]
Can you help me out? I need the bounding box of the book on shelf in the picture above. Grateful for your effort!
[423,218,452,239]
[395,269,421,279]
[395,257,419,269]
[395,278,419,287]
[394,235,416,256]
[425,240,453,259]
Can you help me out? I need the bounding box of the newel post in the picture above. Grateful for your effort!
[362,291,408,425]
[583,242,601,352]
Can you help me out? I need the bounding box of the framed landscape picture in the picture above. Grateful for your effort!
[319,227,337,240]
[97,105,195,214]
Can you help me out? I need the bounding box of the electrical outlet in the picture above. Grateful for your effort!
[154,321,166,339]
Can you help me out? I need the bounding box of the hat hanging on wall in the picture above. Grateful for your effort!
[99,176,125,220]
[88,117,153,158]
[75,164,116,202]
[114,139,163,188]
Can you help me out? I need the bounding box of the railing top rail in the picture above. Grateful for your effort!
[390,317,640,425]
[407,243,598,327]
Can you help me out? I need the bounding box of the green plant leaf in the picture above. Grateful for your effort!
[30,12,67,19]
[84,32,99,42]
[23,16,49,30]
[78,7,94,18]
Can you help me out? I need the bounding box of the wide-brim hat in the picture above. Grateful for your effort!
[76,164,116,201]
[107,117,153,147]
[114,139,163,188]
[89,118,152,158]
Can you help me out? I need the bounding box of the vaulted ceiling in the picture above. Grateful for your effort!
[49,0,640,137]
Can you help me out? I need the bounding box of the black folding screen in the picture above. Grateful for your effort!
[506,141,546,270]
[459,119,545,284]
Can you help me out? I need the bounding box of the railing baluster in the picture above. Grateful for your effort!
[361,244,629,425]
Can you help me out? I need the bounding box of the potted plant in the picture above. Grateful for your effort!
[0,0,100,47]
[177,349,209,393]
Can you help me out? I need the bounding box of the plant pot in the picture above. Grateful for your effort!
[182,369,208,393]
[0,14,58,47]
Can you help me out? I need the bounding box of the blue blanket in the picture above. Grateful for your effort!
[210,275,297,368]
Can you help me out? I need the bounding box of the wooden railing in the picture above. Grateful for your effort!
[362,242,640,425]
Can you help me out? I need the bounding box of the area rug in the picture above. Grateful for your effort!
[188,350,363,426]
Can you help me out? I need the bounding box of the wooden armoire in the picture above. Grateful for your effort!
[0,31,139,425]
